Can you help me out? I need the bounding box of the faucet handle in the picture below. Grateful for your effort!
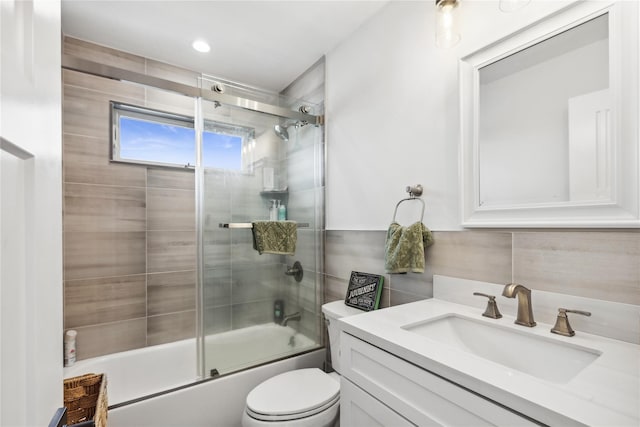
[551,308,591,337]
[473,292,502,319]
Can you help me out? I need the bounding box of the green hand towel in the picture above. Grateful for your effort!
[384,221,434,274]
[252,220,297,255]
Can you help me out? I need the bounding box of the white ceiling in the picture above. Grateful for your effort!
[61,0,389,92]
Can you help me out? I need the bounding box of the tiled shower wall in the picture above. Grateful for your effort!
[324,229,639,339]
[63,37,199,359]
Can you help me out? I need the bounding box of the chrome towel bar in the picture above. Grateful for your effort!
[219,222,309,229]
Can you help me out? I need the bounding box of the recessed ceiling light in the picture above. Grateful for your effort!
[192,39,210,53]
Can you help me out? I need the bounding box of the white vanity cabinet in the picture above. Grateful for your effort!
[340,378,415,427]
[340,332,539,426]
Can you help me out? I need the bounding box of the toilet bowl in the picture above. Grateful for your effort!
[242,301,363,427]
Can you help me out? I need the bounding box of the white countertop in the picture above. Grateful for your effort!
[339,298,640,426]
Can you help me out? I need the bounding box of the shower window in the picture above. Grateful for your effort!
[202,121,251,171]
[111,101,196,168]
[111,102,248,171]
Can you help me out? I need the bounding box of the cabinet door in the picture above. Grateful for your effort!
[341,333,540,426]
[341,377,416,427]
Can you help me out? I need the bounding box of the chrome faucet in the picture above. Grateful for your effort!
[281,312,301,327]
[502,283,536,327]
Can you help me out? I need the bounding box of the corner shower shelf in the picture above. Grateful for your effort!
[219,222,310,229]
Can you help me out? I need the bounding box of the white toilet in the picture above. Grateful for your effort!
[241,301,363,427]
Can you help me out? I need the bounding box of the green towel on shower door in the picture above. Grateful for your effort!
[252,220,297,255]
[384,221,434,273]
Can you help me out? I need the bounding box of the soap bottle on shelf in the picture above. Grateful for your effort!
[278,203,286,221]
[269,200,278,221]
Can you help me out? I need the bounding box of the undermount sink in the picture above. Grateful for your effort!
[402,314,601,383]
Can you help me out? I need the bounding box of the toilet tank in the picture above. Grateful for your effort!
[321,301,363,374]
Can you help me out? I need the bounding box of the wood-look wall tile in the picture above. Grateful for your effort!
[231,264,283,305]
[379,286,391,309]
[513,231,640,305]
[145,59,200,87]
[63,84,141,139]
[388,273,433,301]
[74,318,147,360]
[63,69,145,99]
[147,311,196,346]
[324,230,387,280]
[63,134,147,187]
[390,288,427,306]
[144,86,196,117]
[204,268,232,308]
[323,274,348,304]
[231,301,272,329]
[148,270,196,316]
[203,230,231,270]
[147,187,195,231]
[147,168,195,190]
[286,188,317,229]
[287,147,316,192]
[64,183,146,232]
[230,234,277,269]
[293,273,320,314]
[426,231,512,285]
[64,275,146,328]
[63,37,146,73]
[64,231,146,280]
[204,305,232,335]
[147,230,196,273]
[298,307,321,344]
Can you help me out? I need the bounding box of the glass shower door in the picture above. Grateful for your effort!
[198,96,323,377]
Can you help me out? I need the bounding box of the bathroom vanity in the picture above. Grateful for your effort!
[337,276,640,426]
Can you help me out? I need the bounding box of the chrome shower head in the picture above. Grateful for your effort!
[274,124,289,141]
[274,121,308,141]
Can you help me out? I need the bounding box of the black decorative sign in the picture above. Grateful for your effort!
[344,271,384,312]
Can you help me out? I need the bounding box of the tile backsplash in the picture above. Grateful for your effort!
[323,229,639,335]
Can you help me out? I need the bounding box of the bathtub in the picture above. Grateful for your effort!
[64,324,319,406]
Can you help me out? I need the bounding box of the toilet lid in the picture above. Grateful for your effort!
[246,368,340,421]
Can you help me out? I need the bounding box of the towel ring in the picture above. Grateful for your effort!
[392,197,425,223]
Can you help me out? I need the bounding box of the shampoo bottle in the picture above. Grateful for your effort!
[64,330,77,367]
[269,200,278,220]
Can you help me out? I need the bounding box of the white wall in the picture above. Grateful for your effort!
[325,0,576,231]
[0,0,63,425]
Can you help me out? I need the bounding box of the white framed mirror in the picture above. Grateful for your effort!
[460,1,639,228]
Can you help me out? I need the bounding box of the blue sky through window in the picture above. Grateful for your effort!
[202,131,242,170]
[118,115,243,170]
[119,116,195,165]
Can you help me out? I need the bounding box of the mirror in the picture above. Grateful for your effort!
[460,1,639,227]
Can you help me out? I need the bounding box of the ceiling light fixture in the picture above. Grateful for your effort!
[192,39,210,53]
[435,0,461,49]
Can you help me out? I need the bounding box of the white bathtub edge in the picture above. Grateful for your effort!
[108,349,325,427]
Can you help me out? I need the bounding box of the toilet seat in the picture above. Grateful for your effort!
[246,368,340,422]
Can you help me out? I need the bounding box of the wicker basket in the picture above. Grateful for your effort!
[63,373,108,427]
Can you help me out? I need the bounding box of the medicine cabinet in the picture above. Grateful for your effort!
[460,1,639,227]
